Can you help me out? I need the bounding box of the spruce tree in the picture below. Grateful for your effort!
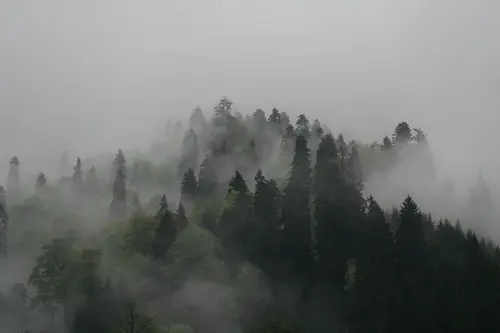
[394,196,436,333]
[198,155,217,197]
[7,156,20,202]
[218,171,252,265]
[72,157,83,188]
[152,195,177,259]
[110,150,127,221]
[268,108,281,134]
[189,105,208,135]
[349,196,398,333]
[346,144,363,190]
[381,136,393,150]
[393,121,412,144]
[313,135,348,309]
[181,168,198,201]
[280,135,314,285]
[178,129,199,176]
[295,114,310,139]
[36,172,47,191]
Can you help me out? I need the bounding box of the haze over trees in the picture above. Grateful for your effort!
[1,98,500,333]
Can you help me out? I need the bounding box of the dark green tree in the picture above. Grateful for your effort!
[280,135,314,286]
[181,168,198,201]
[295,114,310,139]
[72,157,83,188]
[393,121,412,144]
[218,171,253,266]
[268,108,281,134]
[198,155,217,197]
[349,196,398,333]
[394,196,436,333]
[176,202,188,231]
[7,156,20,202]
[152,195,177,259]
[110,150,127,221]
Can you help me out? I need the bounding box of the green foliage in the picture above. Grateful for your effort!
[123,214,158,257]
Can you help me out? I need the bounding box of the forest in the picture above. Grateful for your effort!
[0,97,499,333]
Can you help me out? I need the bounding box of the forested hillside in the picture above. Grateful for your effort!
[1,97,499,333]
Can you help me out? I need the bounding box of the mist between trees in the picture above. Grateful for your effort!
[0,97,499,333]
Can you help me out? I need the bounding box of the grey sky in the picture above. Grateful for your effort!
[1,0,499,183]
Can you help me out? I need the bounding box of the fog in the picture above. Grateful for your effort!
[1,0,499,179]
[1,2,500,332]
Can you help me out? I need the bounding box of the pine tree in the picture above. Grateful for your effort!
[394,196,436,333]
[152,195,177,259]
[393,121,412,144]
[252,170,281,275]
[110,150,127,221]
[36,172,47,191]
[7,156,20,202]
[280,135,314,285]
[178,129,199,176]
[198,155,217,197]
[280,111,291,133]
[268,108,281,134]
[189,105,208,135]
[349,196,398,333]
[218,171,253,265]
[181,168,198,201]
[295,114,310,139]
[252,108,267,127]
[346,144,363,190]
[313,135,348,307]
[72,157,83,188]
[381,136,392,150]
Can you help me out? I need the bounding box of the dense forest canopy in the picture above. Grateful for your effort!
[0,97,499,333]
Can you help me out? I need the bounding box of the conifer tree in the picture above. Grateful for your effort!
[346,144,363,190]
[268,108,281,134]
[381,136,393,150]
[393,121,412,144]
[254,170,280,227]
[178,129,199,176]
[395,196,435,333]
[110,150,127,221]
[189,105,208,135]
[36,172,47,191]
[218,171,252,265]
[152,195,177,259]
[72,157,83,188]
[280,111,291,133]
[280,135,314,285]
[295,114,310,139]
[181,168,198,201]
[198,155,217,197]
[349,196,398,333]
[313,134,348,308]
[7,156,20,202]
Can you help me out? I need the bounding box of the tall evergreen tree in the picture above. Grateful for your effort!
[181,168,198,201]
[280,135,314,286]
[110,150,127,221]
[280,111,291,133]
[349,196,398,333]
[295,114,310,139]
[346,144,363,190]
[268,108,281,134]
[394,196,436,333]
[72,157,83,188]
[198,156,217,197]
[178,129,199,176]
[393,121,412,144]
[381,136,393,150]
[36,172,47,191]
[189,105,208,135]
[152,195,177,259]
[218,171,252,265]
[7,156,20,202]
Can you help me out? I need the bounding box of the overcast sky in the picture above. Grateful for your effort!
[1,0,499,182]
